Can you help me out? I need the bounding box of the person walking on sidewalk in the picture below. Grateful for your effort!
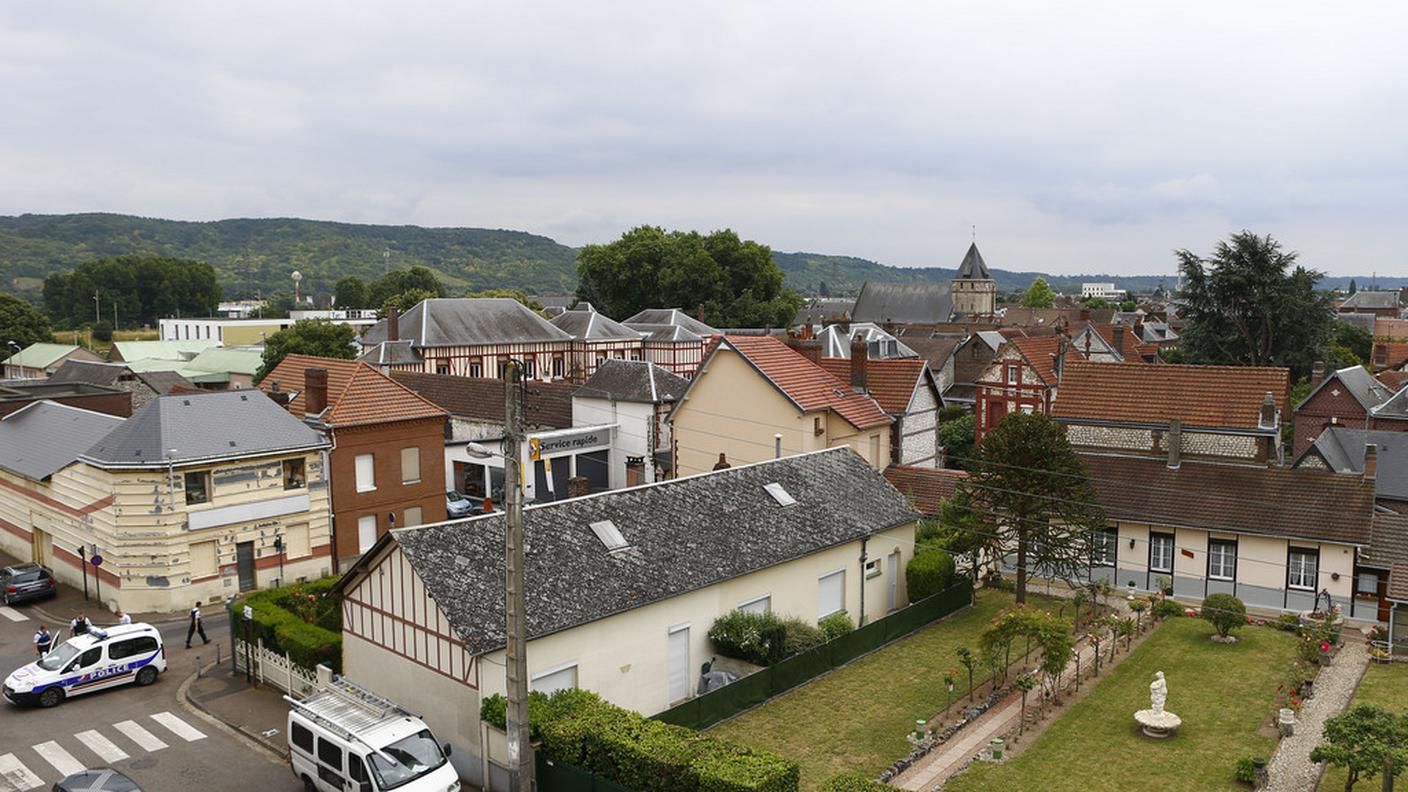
[34,625,52,657]
[186,604,209,648]
[69,612,92,638]
[115,609,132,625]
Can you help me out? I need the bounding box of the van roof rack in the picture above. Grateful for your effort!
[285,675,419,746]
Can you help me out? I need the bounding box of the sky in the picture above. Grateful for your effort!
[3,2,1407,276]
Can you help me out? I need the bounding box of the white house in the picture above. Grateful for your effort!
[572,359,689,486]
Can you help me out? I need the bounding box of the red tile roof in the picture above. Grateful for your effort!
[1009,336,1067,385]
[260,355,446,428]
[1053,361,1289,431]
[818,357,928,414]
[716,336,891,430]
[1377,370,1408,392]
[884,466,969,515]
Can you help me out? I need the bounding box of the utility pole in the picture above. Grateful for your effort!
[503,360,534,791]
[93,292,100,326]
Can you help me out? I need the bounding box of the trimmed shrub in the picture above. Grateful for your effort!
[479,687,603,738]
[708,610,789,666]
[237,576,343,672]
[1201,593,1247,638]
[1151,598,1184,619]
[819,773,890,791]
[781,618,825,657]
[906,549,956,601]
[818,612,855,641]
[92,320,113,343]
[693,744,800,792]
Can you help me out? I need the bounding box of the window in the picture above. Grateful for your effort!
[435,360,450,375]
[75,647,102,669]
[184,471,210,505]
[1357,571,1381,594]
[355,454,375,492]
[349,756,369,786]
[531,664,578,695]
[291,722,314,753]
[190,540,217,578]
[864,559,881,579]
[316,737,343,771]
[523,357,537,380]
[1005,364,1019,385]
[738,596,771,614]
[283,458,306,490]
[1208,540,1237,581]
[1019,404,1034,415]
[109,636,158,660]
[818,570,845,618]
[630,351,642,361]
[551,357,564,378]
[403,507,422,527]
[1149,533,1174,573]
[1092,527,1118,567]
[1288,547,1319,591]
[400,447,421,485]
[589,520,629,551]
[469,361,483,378]
[763,483,796,507]
[285,523,310,559]
[357,515,377,554]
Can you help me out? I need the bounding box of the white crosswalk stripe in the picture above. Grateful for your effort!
[113,720,168,752]
[75,730,129,764]
[30,742,82,778]
[0,606,27,622]
[0,753,43,792]
[150,711,207,742]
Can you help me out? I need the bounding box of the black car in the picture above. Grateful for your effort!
[1,563,57,606]
[53,769,142,792]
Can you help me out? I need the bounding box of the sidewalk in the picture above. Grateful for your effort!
[185,660,294,758]
[1,548,198,627]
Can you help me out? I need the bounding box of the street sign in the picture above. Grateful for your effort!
[90,555,103,567]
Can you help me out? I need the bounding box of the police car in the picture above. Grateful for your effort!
[3,623,166,708]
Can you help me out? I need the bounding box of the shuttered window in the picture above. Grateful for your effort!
[355,454,375,492]
[357,515,377,553]
[400,447,420,484]
[531,664,578,695]
[738,596,771,614]
[818,570,845,619]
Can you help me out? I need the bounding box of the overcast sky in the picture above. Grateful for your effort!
[3,2,1406,276]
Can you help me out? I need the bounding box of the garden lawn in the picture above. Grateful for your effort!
[708,589,1065,791]
[1318,662,1408,791]
[944,617,1299,792]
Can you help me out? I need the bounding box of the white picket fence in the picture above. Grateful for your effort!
[233,637,320,699]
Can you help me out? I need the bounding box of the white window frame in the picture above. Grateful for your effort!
[737,595,771,614]
[864,558,881,579]
[355,453,376,493]
[1149,533,1174,574]
[1093,527,1118,567]
[1208,540,1237,581]
[530,661,579,694]
[357,515,377,554]
[818,569,845,619]
[1288,547,1318,591]
[1005,364,1019,385]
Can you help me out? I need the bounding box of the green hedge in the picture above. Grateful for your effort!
[236,576,343,673]
[905,549,956,600]
[479,688,603,739]
[818,773,890,791]
[818,612,854,641]
[540,696,799,792]
[708,610,789,666]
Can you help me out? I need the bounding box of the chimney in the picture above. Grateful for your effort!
[712,453,731,471]
[788,338,822,364]
[1259,391,1277,429]
[386,305,400,343]
[1166,418,1182,470]
[1310,360,1326,392]
[1113,321,1125,357]
[305,368,329,416]
[850,334,868,389]
[1080,307,1090,323]
[567,475,590,499]
[1373,343,1388,369]
[1364,443,1378,484]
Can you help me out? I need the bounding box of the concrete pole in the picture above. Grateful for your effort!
[503,360,535,791]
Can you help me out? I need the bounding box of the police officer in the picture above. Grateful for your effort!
[34,625,52,657]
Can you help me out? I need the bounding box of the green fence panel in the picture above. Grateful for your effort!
[594,775,635,792]
[538,755,597,792]
[652,697,702,729]
[767,645,830,697]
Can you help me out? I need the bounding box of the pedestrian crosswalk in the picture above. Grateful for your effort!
[0,606,28,622]
[0,711,208,791]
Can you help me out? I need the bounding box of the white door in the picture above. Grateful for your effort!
[667,626,690,704]
[887,551,900,611]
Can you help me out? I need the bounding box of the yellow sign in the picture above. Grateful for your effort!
[528,437,542,461]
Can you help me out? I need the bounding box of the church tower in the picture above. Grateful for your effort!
[951,242,996,316]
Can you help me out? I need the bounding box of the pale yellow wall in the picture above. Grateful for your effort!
[221,323,286,346]
[825,411,891,471]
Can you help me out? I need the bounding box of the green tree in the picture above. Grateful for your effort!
[262,291,297,318]
[576,226,803,328]
[1081,295,1112,309]
[42,255,221,327]
[818,280,831,297]
[1119,299,1138,312]
[0,292,54,350]
[1348,278,1358,295]
[1176,231,1335,378]
[938,414,976,471]
[1199,593,1247,639]
[1309,704,1408,791]
[334,277,368,309]
[963,412,1106,605]
[379,288,438,317]
[256,320,358,383]
[1021,277,1056,308]
[1331,320,1372,367]
[366,267,446,310]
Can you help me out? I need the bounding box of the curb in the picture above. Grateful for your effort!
[178,665,289,761]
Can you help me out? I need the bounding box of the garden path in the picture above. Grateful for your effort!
[1262,641,1368,792]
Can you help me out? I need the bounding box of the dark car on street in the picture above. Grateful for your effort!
[53,769,143,792]
[1,563,57,606]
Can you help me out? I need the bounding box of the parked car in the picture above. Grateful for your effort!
[446,490,475,518]
[4,623,166,708]
[53,769,143,792]
[1,563,57,606]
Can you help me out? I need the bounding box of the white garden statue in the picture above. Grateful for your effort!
[1134,670,1181,738]
[1149,671,1167,715]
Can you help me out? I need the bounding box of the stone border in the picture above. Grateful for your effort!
[876,683,1015,783]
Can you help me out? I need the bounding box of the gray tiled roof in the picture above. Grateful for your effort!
[621,309,717,336]
[955,243,992,280]
[1370,384,1408,421]
[852,283,953,324]
[357,340,423,366]
[48,360,192,396]
[1295,427,1408,502]
[1341,291,1401,310]
[1362,512,1408,570]
[575,359,689,403]
[549,308,639,340]
[0,401,124,480]
[373,448,920,656]
[628,323,705,343]
[81,390,328,468]
[1297,366,1393,412]
[360,298,572,347]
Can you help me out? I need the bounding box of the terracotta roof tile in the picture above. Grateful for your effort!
[1378,370,1408,392]
[1072,322,1156,362]
[259,355,446,428]
[1053,361,1289,431]
[390,371,576,430]
[883,466,969,515]
[818,357,928,414]
[715,336,891,430]
[1390,562,1408,602]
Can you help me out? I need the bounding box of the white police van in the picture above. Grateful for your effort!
[3,623,166,708]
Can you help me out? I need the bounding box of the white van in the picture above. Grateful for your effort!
[287,676,460,792]
[3,623,166,708]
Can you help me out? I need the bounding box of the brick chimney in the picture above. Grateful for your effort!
[1166,418,1182,470]
[1113,321,1125,358]
[305,368,329,416]
[1310,360,1326,392]
[788,338,822,364]
[387,305,399,343]
[1364,443,1378,484]
[850,334,868,389]
[1373,343,1389,369]
[1079,307,1090,323]
[1259,391,1277,429]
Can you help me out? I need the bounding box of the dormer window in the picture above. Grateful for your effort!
[1005,364,1019,385]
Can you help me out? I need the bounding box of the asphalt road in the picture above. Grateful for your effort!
[0,597,301,792]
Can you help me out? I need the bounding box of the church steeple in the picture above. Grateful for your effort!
[956,242,991,280]
[951,242,996,316]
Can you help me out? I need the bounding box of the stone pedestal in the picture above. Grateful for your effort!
[1134,709,1182,738]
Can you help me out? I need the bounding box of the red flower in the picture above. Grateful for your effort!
[1320,641,1330,652]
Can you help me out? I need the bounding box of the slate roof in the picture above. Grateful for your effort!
[1053,361,1289,431]
[4,343,83,371]
[1081,454,1375,545]
[816,323,918,359]
[1369,385,1408,421]
[0,402,124,480]
[1361,512,1408,570]
[629,323,706,343]
[549,308,639,340]
[260,355,447,428]
[899,335,962,372]
[81,390,328,468]
[883,466,969,515]
[390,371,575,429]
[48,360,194,394]
[699,336,891,430]
[356,448,920,655]
[360,298,573,347]
[575,359,689,404]
[1341,291,1401,310]
[1294,427,1408,502]
[357,340,423,366]
[852,283,953,325]
[621,309,717,336]
[1337,312,1377,333]
[1297,365,1393,412]
[955,243,992,280]
[1389,563,1408,602]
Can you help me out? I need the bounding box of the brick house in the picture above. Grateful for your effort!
[260,355,449,570]
[1340,290,1402,318]
[1292,363,1396,457]
[974,336,1069,443]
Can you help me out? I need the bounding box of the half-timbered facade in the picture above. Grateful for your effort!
[974,336,1066,442]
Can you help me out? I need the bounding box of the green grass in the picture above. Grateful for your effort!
[708,589,1066,791]
[1318,663,1408,791]
[944,617,1298,792]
